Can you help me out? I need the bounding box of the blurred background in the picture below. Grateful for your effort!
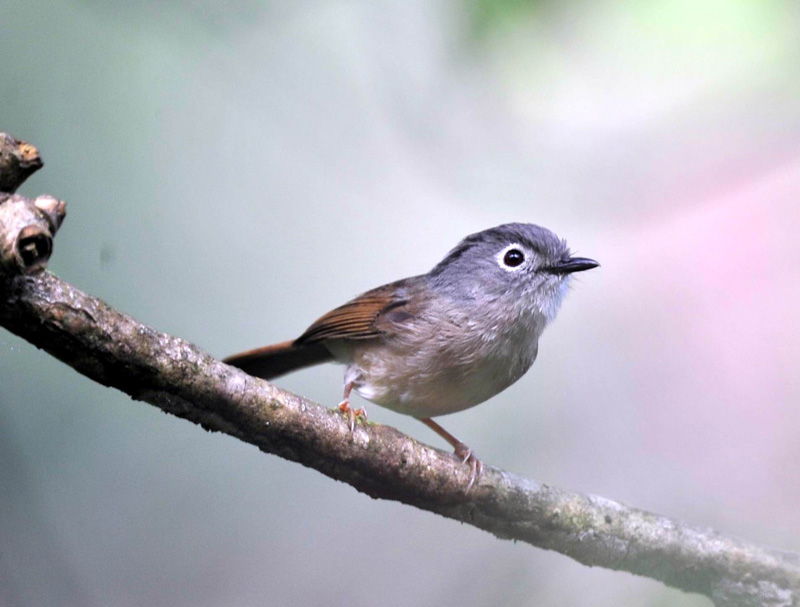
[2,1,800,605]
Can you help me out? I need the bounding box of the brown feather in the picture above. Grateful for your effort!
[225,277,421,380]
[223,340,333,380]
[295,283,412,344]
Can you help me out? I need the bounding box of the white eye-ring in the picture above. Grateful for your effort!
[496,243,527,271]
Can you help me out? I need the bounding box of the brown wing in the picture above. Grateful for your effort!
[294,278,418,345]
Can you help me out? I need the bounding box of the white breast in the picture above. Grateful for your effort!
[335,303,544,418]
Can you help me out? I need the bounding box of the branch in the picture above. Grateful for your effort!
[0,133,43,193]
[1,134,798,607]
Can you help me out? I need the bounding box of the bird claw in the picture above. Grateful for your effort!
[454,442,483,492]
[418,418,483,492]
[337,400,367,432]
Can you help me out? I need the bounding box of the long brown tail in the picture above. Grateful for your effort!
[222,340,334,380]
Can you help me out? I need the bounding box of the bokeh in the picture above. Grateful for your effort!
[2,1,799,605]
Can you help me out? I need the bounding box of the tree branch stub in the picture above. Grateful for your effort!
[0,193,66,275]
[0,133,63,275]
[0,132,43,193]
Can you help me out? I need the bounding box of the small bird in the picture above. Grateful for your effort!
[224,223,598,489]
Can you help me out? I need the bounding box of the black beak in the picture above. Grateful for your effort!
[544,256,599,275]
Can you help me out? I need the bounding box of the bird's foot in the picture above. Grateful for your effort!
[453,442,483,492]
[418,417,483,492]
[337,400,367,432]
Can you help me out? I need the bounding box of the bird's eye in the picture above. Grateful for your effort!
[503,248,525,268]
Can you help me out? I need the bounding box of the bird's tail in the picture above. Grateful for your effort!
[223,340,334,380]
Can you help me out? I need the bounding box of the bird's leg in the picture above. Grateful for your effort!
[337,381,367,432]
[337,381,356,431]
[419,417,483,492]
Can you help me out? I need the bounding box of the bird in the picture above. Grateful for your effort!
[224,223,598,489]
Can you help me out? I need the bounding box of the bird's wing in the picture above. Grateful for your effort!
[294,278,419,344]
